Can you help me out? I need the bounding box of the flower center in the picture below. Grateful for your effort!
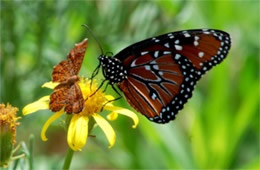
[78,79,106,116]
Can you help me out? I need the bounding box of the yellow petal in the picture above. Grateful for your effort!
[105,95,115,101]
[42,81,59,89]
[41,109,64,141]
[67,115,89,151]
[22,96,50,115]
[92,113,116,148]
[107,112,118,121]
[104,105,139,128]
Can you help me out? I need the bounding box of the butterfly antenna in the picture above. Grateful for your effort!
[82,24,104,55]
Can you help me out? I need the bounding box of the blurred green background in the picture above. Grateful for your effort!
[1,0,259,169]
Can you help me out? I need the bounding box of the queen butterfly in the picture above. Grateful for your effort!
[93,29,231,124]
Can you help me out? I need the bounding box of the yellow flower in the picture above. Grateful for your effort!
[0,104,20,144]
[22,78,139,151]
[0,103,20,167]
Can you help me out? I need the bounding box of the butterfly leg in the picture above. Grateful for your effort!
[87,79,106,101]
[111,83,122,97]
[102,81,110,93]
[100,84,122,112]
[100,96,122,112]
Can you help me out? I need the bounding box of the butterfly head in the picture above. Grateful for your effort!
[98,55,127,84]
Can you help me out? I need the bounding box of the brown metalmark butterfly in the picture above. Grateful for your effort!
[49,38,88,114]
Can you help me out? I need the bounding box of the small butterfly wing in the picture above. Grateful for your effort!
[67,38,88,75]
[52,38,88,82]
[49,84,70,112]
[52,60,74,83]
[116,29,231,123]
[65,83,84,114]
[49,83,84,114]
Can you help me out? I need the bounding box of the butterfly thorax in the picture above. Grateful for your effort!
[99,55,127,84]
[56,75,80,88]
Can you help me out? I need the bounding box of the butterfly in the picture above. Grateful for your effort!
[94,29,231,124]
[49,38,88,114]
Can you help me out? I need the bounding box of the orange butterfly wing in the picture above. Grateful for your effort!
[116,30,231,123]
[52,39,88,82]
[49,38,88,113]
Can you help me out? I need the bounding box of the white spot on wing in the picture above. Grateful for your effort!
[175,45,183,50]
[163,51,171,55]
[141,51,148,55]
[154,51,159,58]
[198,52,204,58]
[151,93,157,100]
[130,59,137,67]
[164,43,170,48]
[175,54,181,60]
[153,65,159,70]
[195,36,200,40]
[145,65,151,70]
[150,60,157,64]
[184,33,191,37]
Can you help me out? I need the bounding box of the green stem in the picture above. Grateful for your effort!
[62,147,74,170]
[29,134,34,170]
[11,153,25,160]
[12,143,21,154]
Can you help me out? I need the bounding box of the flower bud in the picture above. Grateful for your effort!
[0,104,19,167]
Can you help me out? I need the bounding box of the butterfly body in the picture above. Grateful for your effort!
[99,55,127,84]
[56,75,80,87]
[98,29,231,123]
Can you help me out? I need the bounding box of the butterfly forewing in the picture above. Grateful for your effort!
[68,39,88,75]
[52,60,74,82]
[114,29,231,123]
[52,39,88,82]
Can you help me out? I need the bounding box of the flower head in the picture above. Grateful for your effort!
[23,78,139,151]
[0,104,20,144]
[0,103,20,167]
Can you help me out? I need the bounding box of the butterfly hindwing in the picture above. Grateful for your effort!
[65,83,84,113]
[49,84,71,112]
[49,83,84,114]
[118,49,197,123]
